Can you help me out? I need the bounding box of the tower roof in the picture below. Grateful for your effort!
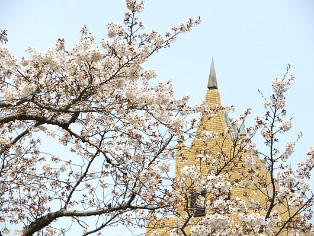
[207,58,218,89]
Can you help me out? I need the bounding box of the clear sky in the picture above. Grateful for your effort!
[1,0,314,235]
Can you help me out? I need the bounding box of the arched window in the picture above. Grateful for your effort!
[189,191,206,217]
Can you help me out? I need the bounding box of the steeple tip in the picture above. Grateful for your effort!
[207,58,218,89]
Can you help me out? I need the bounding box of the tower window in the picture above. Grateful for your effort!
[189,191,206,217]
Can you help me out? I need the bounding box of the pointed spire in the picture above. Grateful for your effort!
[207,58,218,89]
[239,122,247,136]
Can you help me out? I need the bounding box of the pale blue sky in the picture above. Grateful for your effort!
[1,0,314,235]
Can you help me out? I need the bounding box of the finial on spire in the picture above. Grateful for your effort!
[207,58,218,89]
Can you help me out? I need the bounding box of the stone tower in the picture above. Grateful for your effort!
[147,59,292,236]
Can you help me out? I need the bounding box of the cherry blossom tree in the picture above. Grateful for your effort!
[0,0,313,235]
[0,1,201,235]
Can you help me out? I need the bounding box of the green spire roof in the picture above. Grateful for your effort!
[207,58,218,89]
